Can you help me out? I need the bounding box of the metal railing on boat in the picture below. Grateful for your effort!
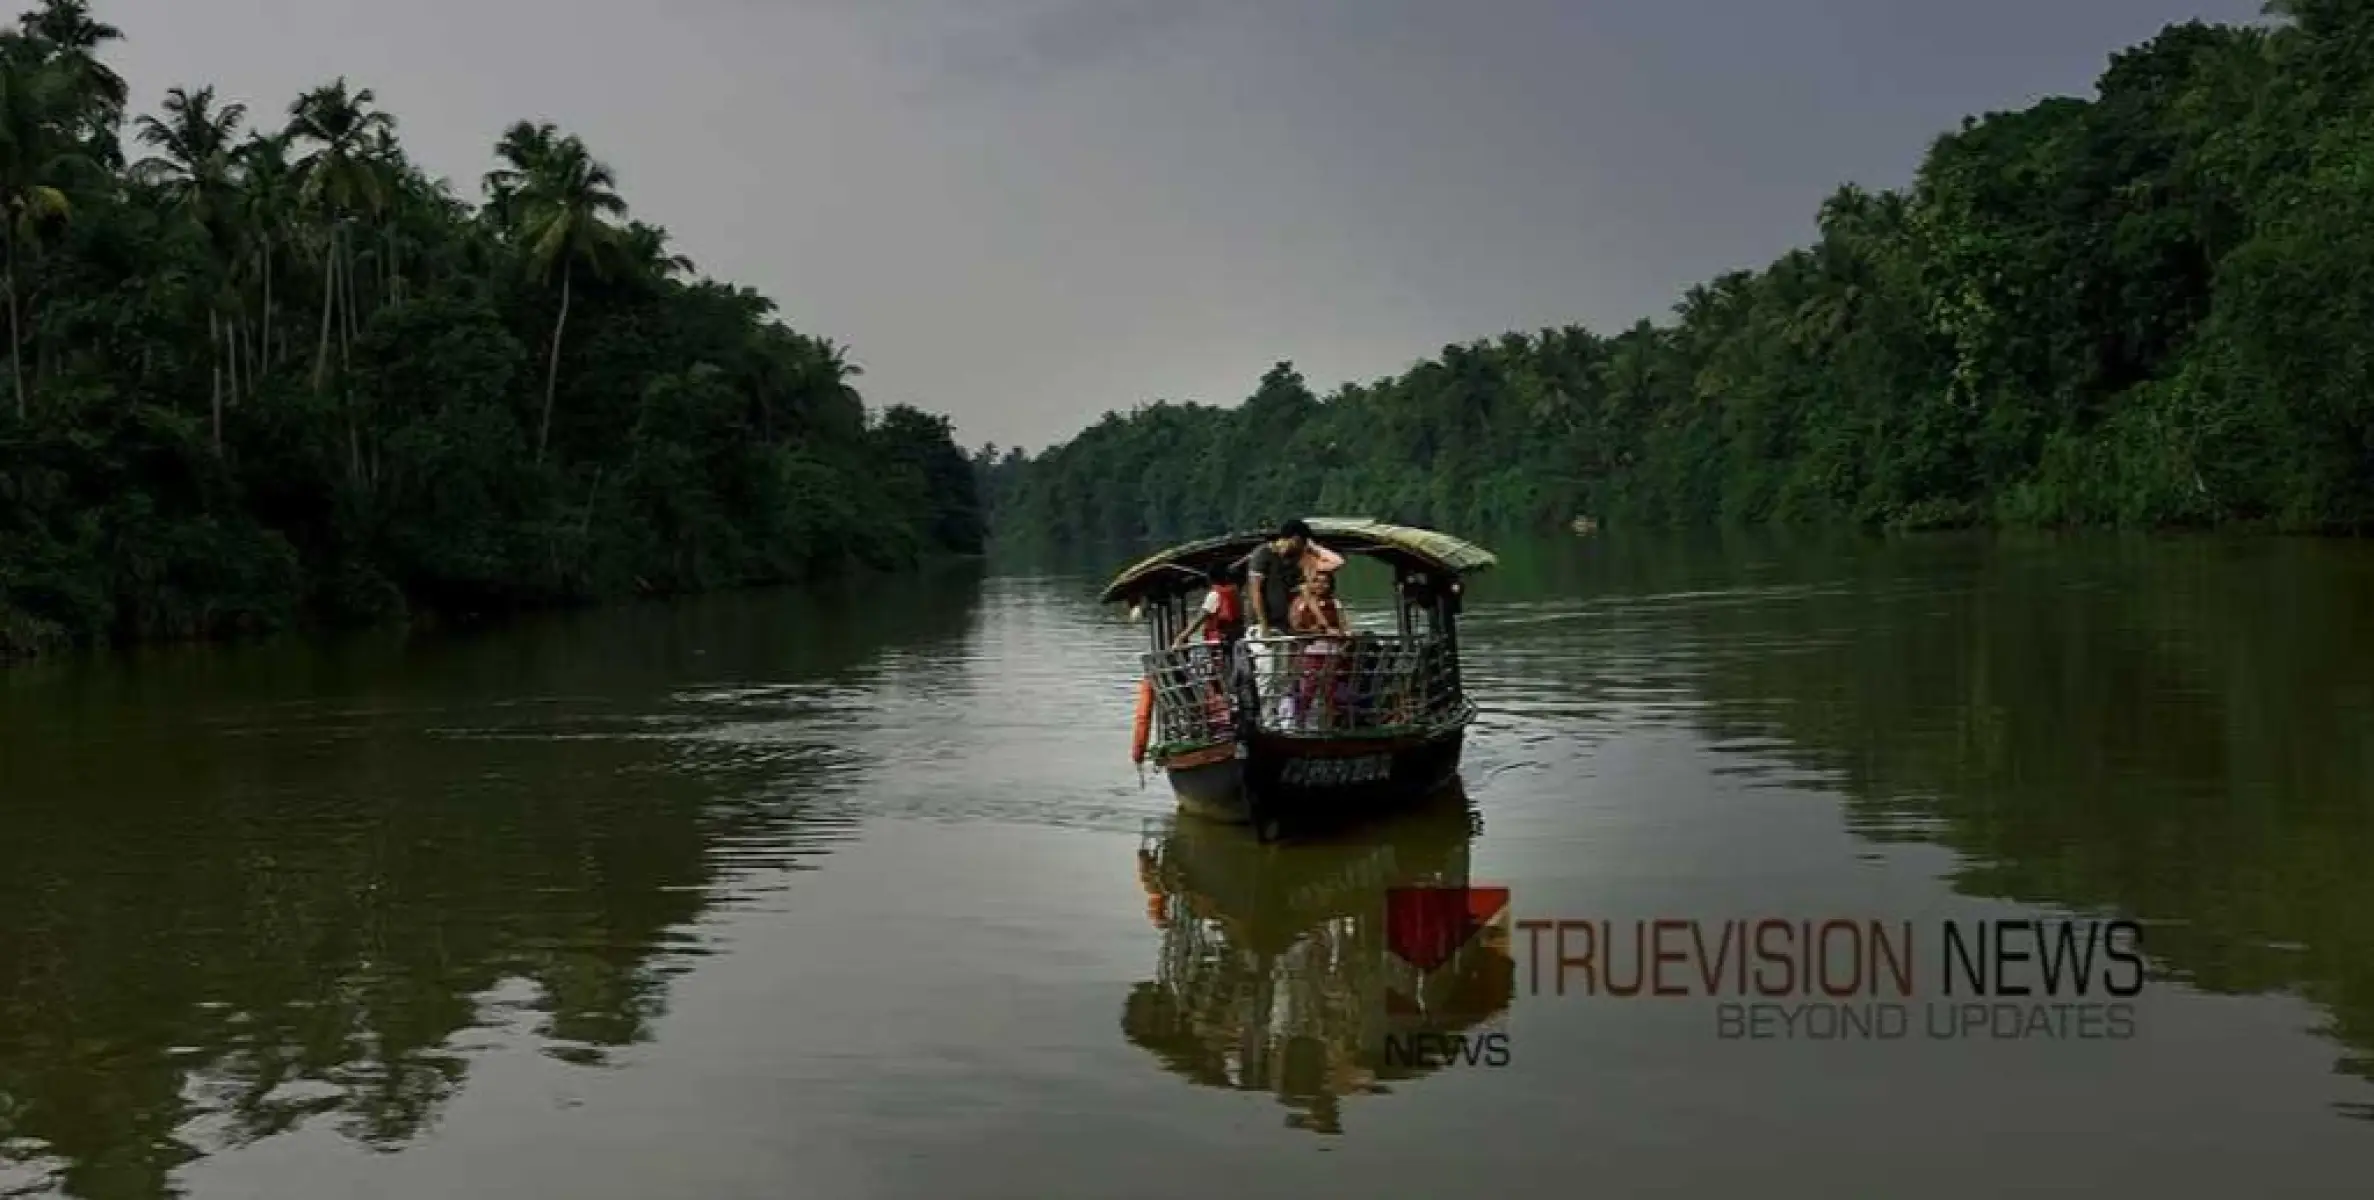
[1139,633,1470,750]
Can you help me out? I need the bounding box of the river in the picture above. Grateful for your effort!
[1,531,2369,1198]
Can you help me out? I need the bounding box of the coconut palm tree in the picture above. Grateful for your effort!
[233,132,295,374]
[132,86,244,202]
[0,55,87,420]
[359,125,420,308]
[486,120,626,464]
[17,0,120,93]
[12,0,122,162]
[620,220,693,282]
[480,119,553,231]
[134,84,248,448]
[285,78,394,391]
[381,169,475,302]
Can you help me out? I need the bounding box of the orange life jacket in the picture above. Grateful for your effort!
[1130,675,1154,763]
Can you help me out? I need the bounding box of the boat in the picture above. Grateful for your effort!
[1103,517,1495,838]
[1120,783,1514,1135]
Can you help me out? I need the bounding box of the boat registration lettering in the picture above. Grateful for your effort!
[1281,754,1391,787]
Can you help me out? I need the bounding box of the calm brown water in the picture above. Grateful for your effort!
[2,532,2371,1198]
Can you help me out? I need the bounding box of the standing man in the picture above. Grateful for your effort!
[1245,519,1343,723]
[1247,519,1343,635]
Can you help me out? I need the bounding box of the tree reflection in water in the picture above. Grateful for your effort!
[0,565,986,1198]
[1120,785,1514,1135]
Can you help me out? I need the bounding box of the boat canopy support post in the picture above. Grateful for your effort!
[1394,566,1415,639]
[1438,581,1464,701]
[1148,595,1181,652]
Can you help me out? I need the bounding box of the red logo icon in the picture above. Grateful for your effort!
[1385,885,1510,972]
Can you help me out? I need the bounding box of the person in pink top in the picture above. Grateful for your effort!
[1287,571,1351,729]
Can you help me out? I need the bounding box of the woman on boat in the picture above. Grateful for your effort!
[1286,571,1351,730]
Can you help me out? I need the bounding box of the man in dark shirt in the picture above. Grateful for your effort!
[1246,519,1344,636]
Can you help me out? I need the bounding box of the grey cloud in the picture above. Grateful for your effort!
[925,0,1231,88]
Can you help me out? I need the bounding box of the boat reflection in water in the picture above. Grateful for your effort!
[1120,783,1514,1134]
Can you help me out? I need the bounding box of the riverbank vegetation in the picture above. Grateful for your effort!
[0,1,983,662]
[984,2,2374,546]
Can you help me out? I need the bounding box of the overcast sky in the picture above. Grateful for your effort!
[101,0,2263,452]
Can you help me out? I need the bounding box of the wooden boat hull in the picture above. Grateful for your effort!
[1157,724,1466,833]
[1139,781,1477,943]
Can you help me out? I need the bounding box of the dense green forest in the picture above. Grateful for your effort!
[984,1,2374,547]
[0,1,983,662]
